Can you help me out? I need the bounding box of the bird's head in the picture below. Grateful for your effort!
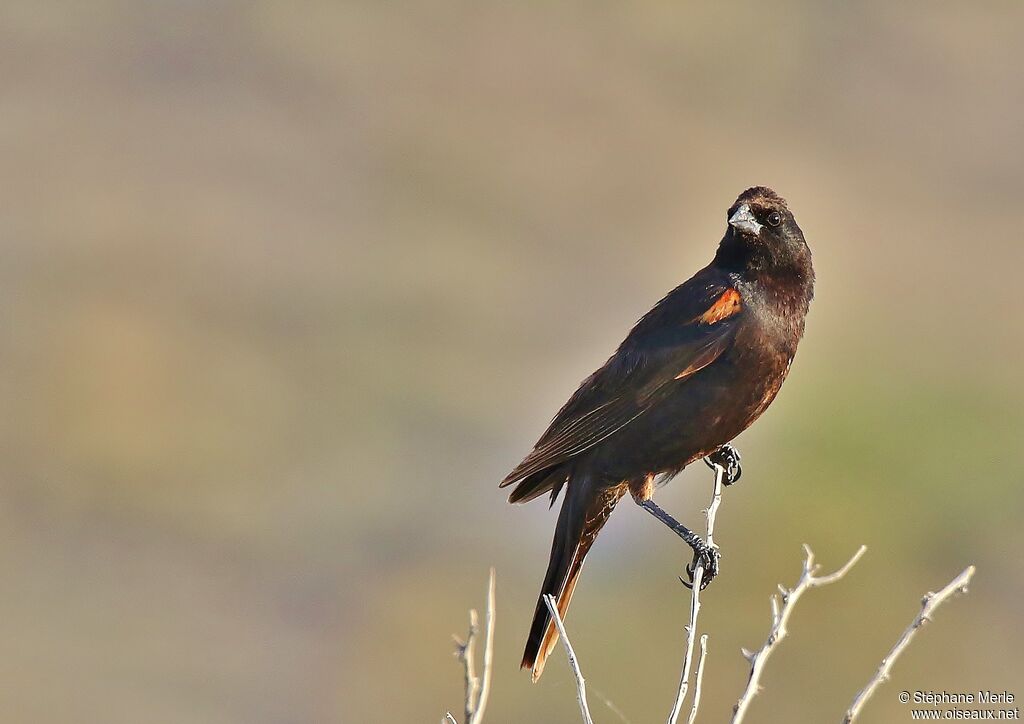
[718,186,811,277]
[726,186,794,242]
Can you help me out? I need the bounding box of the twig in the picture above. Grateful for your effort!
[667,463,725,724]
[685,635,709,724]
[470,568,496,724]
[543,593,595,724]
[842,565,976,723]
[453,609,479,723]
[732,544,867,724]
[443,714,458,724]
[452,569,497,724]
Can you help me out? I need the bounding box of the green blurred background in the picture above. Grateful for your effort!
[1,1,1022,722]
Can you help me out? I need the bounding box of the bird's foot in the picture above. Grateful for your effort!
[637,498,722,590]
[680,540,721,591]
[704,444,742,486]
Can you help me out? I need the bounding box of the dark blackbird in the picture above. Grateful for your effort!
[500,187,815,681]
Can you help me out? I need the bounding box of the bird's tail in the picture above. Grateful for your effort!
[522,475,625,681]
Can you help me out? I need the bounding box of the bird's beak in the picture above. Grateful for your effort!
[729,204,762,236]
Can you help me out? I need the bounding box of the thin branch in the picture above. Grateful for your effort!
[469,568,496,724]
[731,544,868,724]
[444,714,458,724]
[685,635,710,724]
[452,570,497,724]
[667,463,725,724]
[543,593,595,724]
[453,609,479,723]
[842,565,976,724]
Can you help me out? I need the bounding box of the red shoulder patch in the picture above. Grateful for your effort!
[696,289,742,325]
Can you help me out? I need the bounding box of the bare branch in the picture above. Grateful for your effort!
[442,549,973,724]
[451,570,497,724]
[543,593,595,724]
[685,635,710,724]
[667,463,725,724]
[453,609,480,724]
[731,544,868,724]
[842,565,976,724]
[469,568,496,724]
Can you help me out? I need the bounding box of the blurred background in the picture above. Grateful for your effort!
[1,1,1022,722]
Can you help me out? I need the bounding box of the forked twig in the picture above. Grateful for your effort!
[685,635,710,724]
[454,609,479,722]
[667,463,725,724]
[450,569,497,724]
[842,565,976,723]
[731,544,867,723]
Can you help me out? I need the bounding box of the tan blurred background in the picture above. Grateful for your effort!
[1,1,1022,722]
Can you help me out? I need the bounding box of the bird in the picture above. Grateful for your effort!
[499,186,815,681]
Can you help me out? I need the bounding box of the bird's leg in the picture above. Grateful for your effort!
[637,498,720,590]
[704,443,742,485]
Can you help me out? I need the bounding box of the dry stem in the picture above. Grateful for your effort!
[731,544,868,724]
[685,635,710,724]
[842,565,976,723]
[543,593,595,724]
[451,569,497,724]
[667,462,725,724]
[472,568,496,724]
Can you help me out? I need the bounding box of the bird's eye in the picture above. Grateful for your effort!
[767,212,782,227]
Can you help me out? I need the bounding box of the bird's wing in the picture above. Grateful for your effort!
[500,273,743,488]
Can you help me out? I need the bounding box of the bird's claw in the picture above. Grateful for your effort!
[680,543,721,591]
[705,444,742,486]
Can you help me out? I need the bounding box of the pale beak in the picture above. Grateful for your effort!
[729,204,762,236]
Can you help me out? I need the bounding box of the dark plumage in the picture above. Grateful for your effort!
[500,186,815,680]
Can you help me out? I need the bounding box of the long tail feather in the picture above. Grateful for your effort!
[521,476,624,681]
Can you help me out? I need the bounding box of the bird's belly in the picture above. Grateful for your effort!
[590,340,792,481]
